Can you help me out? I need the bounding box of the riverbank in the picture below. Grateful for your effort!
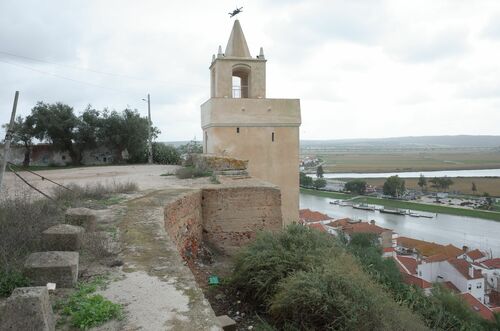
[300,188,500,222]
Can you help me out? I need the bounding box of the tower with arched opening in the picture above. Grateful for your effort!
[201,20,301,225]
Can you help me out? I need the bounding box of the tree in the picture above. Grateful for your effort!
[300,172,313,187]
[417,174,427,191]
[471,182,477,195]
[344,179,367,195]
[99,108,159,163]
[313,178,327,190]
[152,142,180,164]
[429,177,454,192]
[31,102,80,165]
[177,140,203,154]
[316,165,324,178]
[383,175,405,198]
[4,116,36,166]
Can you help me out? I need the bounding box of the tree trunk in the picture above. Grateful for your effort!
[23,143,31,167]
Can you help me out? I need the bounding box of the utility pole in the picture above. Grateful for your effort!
[0,91,19,191]
[146,94,153,164]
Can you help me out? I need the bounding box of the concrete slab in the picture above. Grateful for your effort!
[24,251,79,288]
[216,315,237,331]
[0,286,55,331]
[65,208,97,231]
[42,224,84,251]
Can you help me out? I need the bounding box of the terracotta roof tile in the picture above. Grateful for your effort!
[299,209,332,223]
[466,249,486,261]
[342,222,391,235]
[448,258,483,280]
[481,258,500,269]
[402,273,432,289]
[460,293,494,320]
[397,237,463,259]
[395,255,418,274]
[443,281,460,293]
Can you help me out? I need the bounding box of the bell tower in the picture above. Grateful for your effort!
[201,20,301,225]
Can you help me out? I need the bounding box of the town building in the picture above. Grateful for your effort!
[201,20,301,225]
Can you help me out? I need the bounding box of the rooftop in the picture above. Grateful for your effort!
[342,222,391,235]
[307,223,327,233]
[443,281,460,293]
[460,293,494,320]
[447,258,483,280]
[299,209,332,223]
[466,249,486,261]
[398,236,463,259]
[481,258,500,269]
[395,255,418,275]
[402,273,432,289]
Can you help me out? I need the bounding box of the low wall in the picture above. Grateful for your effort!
[164,190,203,260]
[202,186,282,255]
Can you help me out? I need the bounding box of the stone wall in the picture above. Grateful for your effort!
[164,190,203,260]
[163,183,283,258]
[201,186,282,255]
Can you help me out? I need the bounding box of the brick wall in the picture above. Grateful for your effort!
[164,190,203,260]
[201,186,282,255]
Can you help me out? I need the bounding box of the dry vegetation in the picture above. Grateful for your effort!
[302,149,500,173]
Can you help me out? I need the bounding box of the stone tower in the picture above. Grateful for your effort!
[201,20,301,225]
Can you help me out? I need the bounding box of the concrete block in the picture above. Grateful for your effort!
[24,251,79,288]
[216,315,236,331]
[0,287,55,331]
[42,224,84,251]
[65,207,97,231]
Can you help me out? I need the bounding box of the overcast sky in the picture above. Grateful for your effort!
[1,0,500,141]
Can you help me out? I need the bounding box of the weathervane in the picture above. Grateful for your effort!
[228,6,243,18]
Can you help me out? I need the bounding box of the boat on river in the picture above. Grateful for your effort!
[353,203,376,211]
[380,208,407,215]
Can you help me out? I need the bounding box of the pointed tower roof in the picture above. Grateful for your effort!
[225,20,251,58]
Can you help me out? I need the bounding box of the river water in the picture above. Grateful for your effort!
[300,193,500,257]
[318,168,500,179]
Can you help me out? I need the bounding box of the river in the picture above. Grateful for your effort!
[316,168,500,179]
[300,193,500,257]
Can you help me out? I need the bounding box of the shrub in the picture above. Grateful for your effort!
[51,181,138,203]
[231,225,427,329]
[231,224,343,307]
[152,142,181,165]
[0,270,30,297]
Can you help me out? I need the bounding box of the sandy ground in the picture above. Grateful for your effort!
[1,164,211,198]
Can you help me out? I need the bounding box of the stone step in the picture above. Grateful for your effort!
[0,287,55,331]
[24,251,79,288]
[42,224,85,251]
[65,207,97,231]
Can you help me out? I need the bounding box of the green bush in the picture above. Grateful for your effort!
[231,225,427,329]
[152,142,181,165]
[58,277,122,329]
[231,224,339,307]
[0,270,30,297]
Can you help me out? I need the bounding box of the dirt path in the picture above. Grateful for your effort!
[98,190,220,331]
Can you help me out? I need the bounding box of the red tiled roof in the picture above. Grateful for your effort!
[481,258,500,269]
[342,222,391,235]
[307,223,327,233]
[443,281,460,293]
[326,218,353,227]
[466,249,485,261]
[395,255,418,275]
[383,247,395,253]
[460,293,494,320]
[397,237,463,259]
[425,253,448,263]
[402,273,432,289]
[448,258,483,280]
[299,209,332,223]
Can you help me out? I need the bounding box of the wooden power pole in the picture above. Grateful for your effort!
[0,91,19,191]
[147,93,153,164]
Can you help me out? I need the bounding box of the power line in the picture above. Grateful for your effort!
[0,59,138,95]
[0,50,208,88]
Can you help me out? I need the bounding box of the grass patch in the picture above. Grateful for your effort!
[301,188,500,221]
[0,270,30,297]
[175,166,211,179]
[56,276,122,329]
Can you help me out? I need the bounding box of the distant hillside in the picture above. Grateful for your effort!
[301,135,500,148]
